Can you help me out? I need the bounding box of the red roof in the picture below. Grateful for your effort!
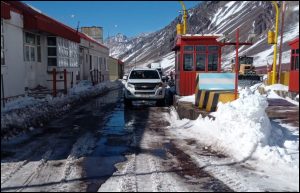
[3,1,109,49]
[288,38,299,48]
[1,1,11,19]
[5,1,80,42]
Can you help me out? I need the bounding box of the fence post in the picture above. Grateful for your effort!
[64,69,67,94]
[53,68,57,97]
[90,70,94,86]
[1,74,5,108]
[97,69,99,84]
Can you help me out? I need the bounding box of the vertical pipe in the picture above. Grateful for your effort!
[235,28,239,100]
[71,71,73,88]
[271,1,280,84]
[64,69,67,94]
[97,69,99,84]
[1,74,5,108]
[179,1,187,34]
[278,1,286,83]
[53,68,56,97]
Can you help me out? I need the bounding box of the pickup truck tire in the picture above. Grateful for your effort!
[124,97,132,107]
[156,98,165,107]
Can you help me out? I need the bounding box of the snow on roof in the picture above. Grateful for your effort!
[182,34,223,37]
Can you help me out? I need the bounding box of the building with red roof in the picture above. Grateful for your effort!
[1,1,110,102]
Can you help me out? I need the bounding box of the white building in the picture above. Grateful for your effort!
[1,1,110,104]
[79,33,109,83]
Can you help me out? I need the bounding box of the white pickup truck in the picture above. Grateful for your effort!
[124,68,166,106]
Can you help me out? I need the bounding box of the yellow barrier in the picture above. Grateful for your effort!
[206,91,238,112]
[279,71,289,86]
[195,90,237,112]
[195,90,208,109]
[267,71,289,86]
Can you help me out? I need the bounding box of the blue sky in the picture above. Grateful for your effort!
[24,1,200,39]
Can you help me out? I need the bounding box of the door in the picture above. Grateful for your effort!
[24,32,38,89]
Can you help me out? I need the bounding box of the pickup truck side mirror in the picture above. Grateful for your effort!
[161,76,167,82]
[123,75,128,81]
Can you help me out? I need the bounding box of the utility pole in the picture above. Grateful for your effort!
[235,28,239,100]
[278,1,286,83]
[271,1,280,84]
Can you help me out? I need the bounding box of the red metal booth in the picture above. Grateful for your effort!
[288,38,299,93]
[173,34,223,96]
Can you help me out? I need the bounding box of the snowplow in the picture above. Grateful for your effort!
[231,56,262,81]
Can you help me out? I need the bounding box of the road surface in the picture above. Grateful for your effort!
[1,88,232,192]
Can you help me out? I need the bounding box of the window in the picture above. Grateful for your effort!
[79,48,84,65]
[37,36,41,62]
[181,45,219,72]
[57,37,69,67]
[196,46,205,52]
[93,55,98,70]
[184,46,193,51]
[183,53,193,71]
[104,58,108,71]
[291,49,299,71]
[183,46,194,71]
[208,53,218,71]
[295,56,299,70]
[25,32,35,44]
[47,36,57,66]
[196,46,206,71]
[196,54,206,71]
[98,57,102,71]
[207,46,219,72]
[208,46,218,51]
[24,32,37,62]
[47,36,79,67]
[1,19,5,65]
[129,70,160,79]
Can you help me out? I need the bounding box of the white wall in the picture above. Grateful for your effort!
[79,39,110,82]
[1,12,25,98]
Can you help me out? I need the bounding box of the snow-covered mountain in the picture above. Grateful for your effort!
[105,1,299,70]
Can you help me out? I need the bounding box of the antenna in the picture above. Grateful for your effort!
[76,21,80,33]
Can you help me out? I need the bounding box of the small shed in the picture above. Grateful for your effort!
[288,38,299,93]
[172,34,223,96]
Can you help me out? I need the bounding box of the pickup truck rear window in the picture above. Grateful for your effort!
[129,70,160,79]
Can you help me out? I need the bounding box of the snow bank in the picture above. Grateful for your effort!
[264,84,289,91]
[178,94,195,105]
[168,88,298,168]
[1,81,122,138]
[1,96,43,113]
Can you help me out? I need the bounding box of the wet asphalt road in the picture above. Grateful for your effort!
[1,88,232,192]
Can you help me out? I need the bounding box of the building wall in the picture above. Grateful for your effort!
[81,26,103,44]
[1,8,109,101]
[22,32,80,91]
[79,38,109,82]
[1,12,25,98]
[108,57,119,80]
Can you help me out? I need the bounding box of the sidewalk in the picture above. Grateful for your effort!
[266,98,299,128]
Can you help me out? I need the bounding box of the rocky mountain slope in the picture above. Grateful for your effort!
[105,1,299,70]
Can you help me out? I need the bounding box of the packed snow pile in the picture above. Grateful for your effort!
[264,84,289,91]
[1,80,122,138]
[168,88,299,168]
[2,96,43,113]
[178,94,195,105]
[250,83,299,105]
